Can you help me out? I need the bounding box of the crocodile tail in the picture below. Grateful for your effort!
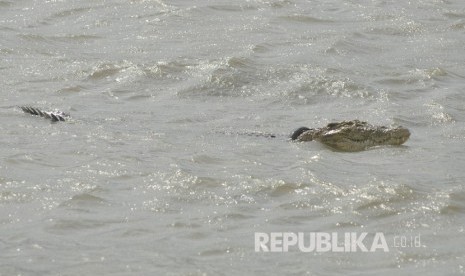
[20,106,67,122]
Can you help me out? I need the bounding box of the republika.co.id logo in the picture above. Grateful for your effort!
[255,232,421,253]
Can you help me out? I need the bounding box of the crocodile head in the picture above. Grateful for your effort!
[292,120,410,151]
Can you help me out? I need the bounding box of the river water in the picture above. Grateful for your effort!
[1,0,465,275]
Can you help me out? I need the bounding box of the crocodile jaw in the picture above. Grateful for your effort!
[317,126,411,152]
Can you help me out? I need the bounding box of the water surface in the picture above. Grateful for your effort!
[1,0,465,275]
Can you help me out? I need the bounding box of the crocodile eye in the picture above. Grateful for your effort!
[291,127,311,140]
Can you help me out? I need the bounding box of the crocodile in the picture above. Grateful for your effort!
[19,107,410,151]
[290,120,410,151]
[20,106,70,122]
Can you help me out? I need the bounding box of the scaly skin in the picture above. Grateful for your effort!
[20,106,69,122]
[292,120,410,151]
